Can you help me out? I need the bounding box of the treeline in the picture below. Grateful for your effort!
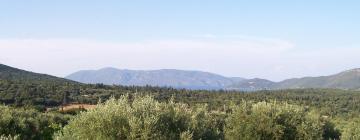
[2,79,360,119]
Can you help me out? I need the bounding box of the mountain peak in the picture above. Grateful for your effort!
[99,67,121,71]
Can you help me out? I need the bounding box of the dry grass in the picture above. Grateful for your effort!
[59,104,97,111]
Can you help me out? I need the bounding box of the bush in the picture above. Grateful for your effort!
[0,105,70,140]
[0,135,18,140]
[55,95,222,140]
[341,118,360,140]
[60,108,86,115]
[322,120,341,140]
[225,101,326,140]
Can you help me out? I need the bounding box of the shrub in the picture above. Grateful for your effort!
[0,105,70,140]
[225,101,325,140]
[59,108,86,115]
[55,95,222,140]
[341,118,360,140]
[0,135,19,140]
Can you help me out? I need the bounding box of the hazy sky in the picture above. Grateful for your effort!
[1,0,360,81]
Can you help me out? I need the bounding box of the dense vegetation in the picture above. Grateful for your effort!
[53,95,341,140]
[0,105,70,140]
[55,95,222,140]
[1,64,360,139]
[3,78,360,119]
[1,81,360,139]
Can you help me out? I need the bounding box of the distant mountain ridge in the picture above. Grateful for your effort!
[66,67,360,90]
[274,68,360,89]
[227,78,276,91]
[1,62,359,92]
[66,68,239,89]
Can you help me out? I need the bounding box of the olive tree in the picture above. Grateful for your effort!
[341,118,360,140]
[55,95,222,140]
[225,101,324,140]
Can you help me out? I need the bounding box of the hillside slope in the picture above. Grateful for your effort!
[0,64,79,106]
[275,69,360,89]
[0,64,75,84]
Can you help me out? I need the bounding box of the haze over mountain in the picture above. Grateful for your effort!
[1,63,359,91]
[66,68,239,89]
[66,67,360,90]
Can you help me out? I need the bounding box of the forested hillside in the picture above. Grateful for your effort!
[275,69,360,89]
[0,64,79,108]
[0,64,75,84]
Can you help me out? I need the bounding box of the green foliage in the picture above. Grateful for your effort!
[0,64,75,85]
[0,105,71,140]
[59,108,87,115]
[55,95,222,140]
[341,118,360,140]
[0,135,19,140]
[322,120,341,140]
[225,101,324,140]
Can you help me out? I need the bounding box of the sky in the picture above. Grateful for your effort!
[0,0,360,81]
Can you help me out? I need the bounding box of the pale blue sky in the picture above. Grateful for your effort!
[0,0,360,81]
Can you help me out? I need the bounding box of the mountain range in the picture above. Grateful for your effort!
[1,63,359,91]
[66,67,360,90]
[66,68,236,89]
